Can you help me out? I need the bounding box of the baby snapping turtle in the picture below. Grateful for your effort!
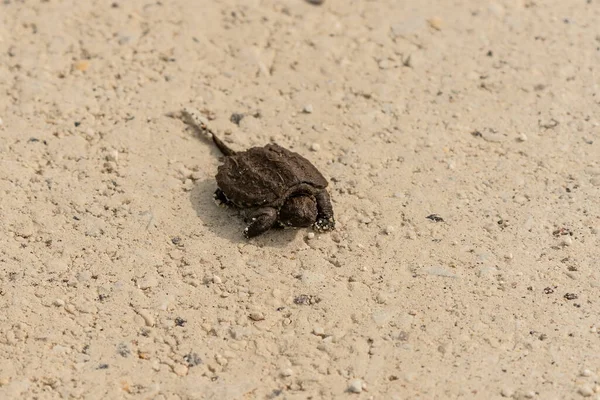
[182,110,335,238]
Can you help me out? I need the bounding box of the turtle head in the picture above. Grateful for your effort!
[279,195,317,228]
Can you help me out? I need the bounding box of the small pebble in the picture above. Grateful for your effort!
[561,236,573,246]
[581,369,593,377]
[330,232,341,242]
[307,232,315,239]
[579,385,594,397]
[137,309,155,327]
[215,353,228,366]
[249,312,265,321]
[524,391,535,398]
[348,379,364,393]
[53,299,65,307]
[384,225,394,235]
[375,292,388,304]
[518,133,528,142]
[280,368,293,377]
[172,363,188,376]
[310,143,321,152]
[230,113,244,125]
[514,195,528,205]
[302,104,314,114]
[212,275,222,284]
[500,387,514,397]
[428,16,443,30]
[73,60,90,72]
[106,150,118,162]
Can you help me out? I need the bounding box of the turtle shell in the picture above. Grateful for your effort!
[216,144,328,208]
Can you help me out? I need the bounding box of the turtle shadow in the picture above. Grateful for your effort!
[189,179,304,247]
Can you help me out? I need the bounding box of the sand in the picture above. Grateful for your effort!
[1,0,599,399]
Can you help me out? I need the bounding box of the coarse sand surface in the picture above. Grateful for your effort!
[1,0,600,399]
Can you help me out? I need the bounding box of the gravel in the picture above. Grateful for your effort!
[348,379,364,393]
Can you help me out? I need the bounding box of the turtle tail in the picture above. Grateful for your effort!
[212,133,236,156]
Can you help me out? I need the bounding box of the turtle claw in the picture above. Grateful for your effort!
[214,189,232,208]
[314,217,335,232]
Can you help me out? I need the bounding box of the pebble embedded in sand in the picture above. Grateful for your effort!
[500,387,514,397]
[348,379,364,393]
[428,16,443,30]
[76,302,98,314]
[172,363,189,376]
[137,309,155,327]
[303,104,314,114]
[329,232,341,243]
[212,275,222,284]
[578,385,594,397]
[313,326,325,336]
[514,195,528,205]
[307,232,315,239]
[53,299,65,307]
[73,60,90,72]
[310,143,320,152]
[215,354,228,366]
[280,368,293,377]
[249,312,265,321]
[375,292,388,304]
[384,225,394,235]
[581,369,593,377]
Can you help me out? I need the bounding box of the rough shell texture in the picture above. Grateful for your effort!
[216,144,328,207]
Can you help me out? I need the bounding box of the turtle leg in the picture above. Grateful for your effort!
[243,207,278,238]
[314,190,335,232]
[214,188,233,207]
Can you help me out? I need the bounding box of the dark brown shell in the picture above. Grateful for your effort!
[216,144,328,208]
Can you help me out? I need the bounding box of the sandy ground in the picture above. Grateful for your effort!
[1,0,600,399]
